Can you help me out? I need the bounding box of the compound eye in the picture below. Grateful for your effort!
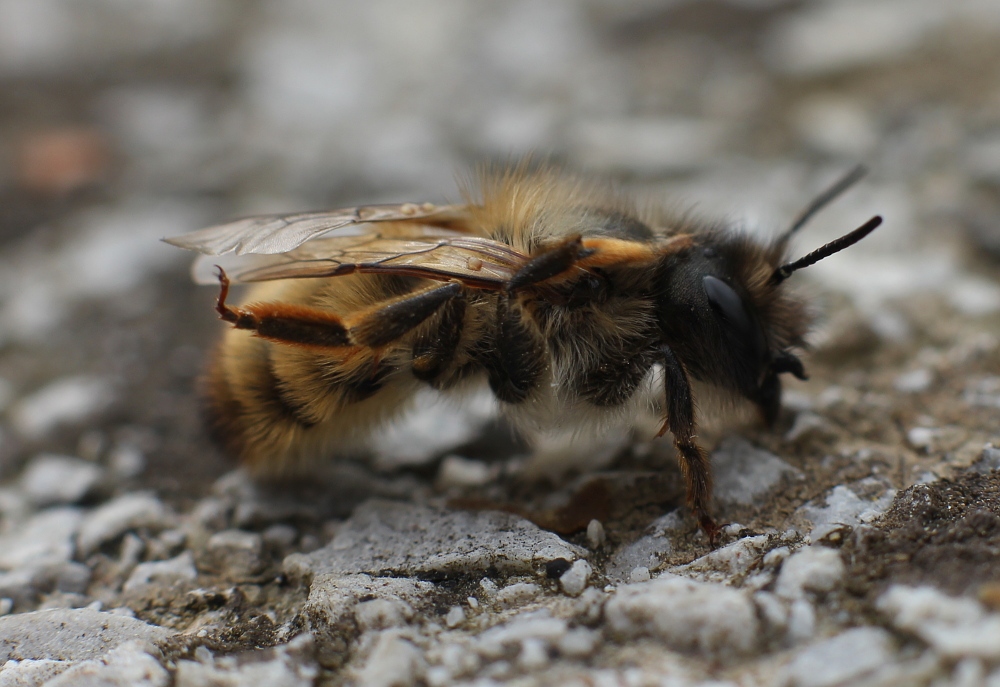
[703,274,768,365]
[703,275,752,335]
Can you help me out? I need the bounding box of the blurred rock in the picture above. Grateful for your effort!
[764,1,946,76]
[122,551,197,594]
[711,437,801,507]
[19,454,104,506]
[78,493,173,556]
[199,529,266,579]
[44,641,169,687]
[0,507,82,569]
[9,376,114,440]
[570,118,726,174]
[782,627,896,687]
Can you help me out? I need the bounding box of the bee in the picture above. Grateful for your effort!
[166,163,880,542]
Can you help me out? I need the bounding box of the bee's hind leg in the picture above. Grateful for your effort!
[656,344,722,546]
[213,267,464,351]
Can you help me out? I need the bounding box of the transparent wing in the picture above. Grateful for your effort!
[192,233,528,290]
[164,203,474,256]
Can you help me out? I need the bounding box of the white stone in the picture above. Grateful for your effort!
[19,454,104,506]
[0,658,71,686]
[495,583,541,609]
[0,507,82,569]
[783,627,896,687]
[9,376,114,439]
[122,552,197,594]
[78,493,172,555]
[585,519,605,549]
[878,585,1000,659]
[559,560,592,597]
[45,641,168,687]
[629,567,651,584]
[605,575,759,655]
[775,546,846,599]
[353,630,425,687]
[444,605,465,628]
[794,484,896,540]
[711,437,801,506]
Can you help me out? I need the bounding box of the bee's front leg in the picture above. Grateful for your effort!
[656,344,721,546]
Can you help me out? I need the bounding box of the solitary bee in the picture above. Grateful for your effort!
[166,164,879,541]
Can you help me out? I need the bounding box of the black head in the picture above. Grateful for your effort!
[655,215,881,425]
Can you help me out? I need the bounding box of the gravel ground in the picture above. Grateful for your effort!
[1,1,1000,685]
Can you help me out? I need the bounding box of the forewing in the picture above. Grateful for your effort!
[164,203,474,256]
[198,234,527,290]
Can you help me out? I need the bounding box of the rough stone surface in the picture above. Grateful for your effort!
[605,575,760,655]
[0,608,172,663]
[291,500,585,578]
[1,2,998,685]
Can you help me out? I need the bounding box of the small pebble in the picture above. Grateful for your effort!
[559,560,592,597]
[445,605,465,628]
[629,567,651,584]
[0,598,12,616]
[586,519,605,549]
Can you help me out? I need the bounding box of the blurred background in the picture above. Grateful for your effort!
[0,0,998,494]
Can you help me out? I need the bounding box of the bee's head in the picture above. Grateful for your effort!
[655,216,881,425]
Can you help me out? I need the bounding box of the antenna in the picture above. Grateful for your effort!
[778,165,868,247]
[771,215,882,285]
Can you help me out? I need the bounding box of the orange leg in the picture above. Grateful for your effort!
[213,267,463,352]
